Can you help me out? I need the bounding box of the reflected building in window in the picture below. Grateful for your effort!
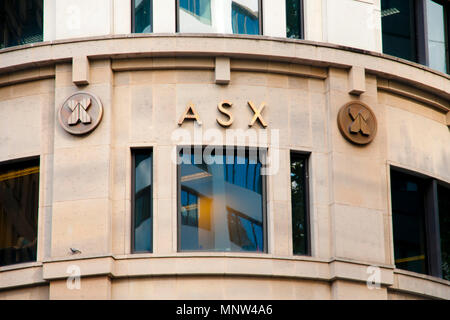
[178,148,265,252]
[178,0,260,35]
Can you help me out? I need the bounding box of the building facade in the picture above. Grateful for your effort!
[0,0,449,300]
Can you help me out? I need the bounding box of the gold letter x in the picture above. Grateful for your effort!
[248,101,268,128]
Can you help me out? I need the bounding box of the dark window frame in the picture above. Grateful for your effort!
[131,148,154,253]
[290,150,311,256]
[286,0,305,40]
[175,0,263,35]
[390,165,450,279]
[131,0,153,33]
[176,145,268,253]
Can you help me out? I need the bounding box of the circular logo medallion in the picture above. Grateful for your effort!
[58,91,103,135]
[337,101,377,145]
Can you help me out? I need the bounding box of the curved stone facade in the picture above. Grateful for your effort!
[0,35,449,300]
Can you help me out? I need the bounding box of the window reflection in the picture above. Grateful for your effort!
[178,148,265,252]
[426,0,447,73]
[178,0,260,35]
[0,159,39,267]
[0,0,43,49]
[231,1,259,35]
[133,151,153,252]
[133,0,152,33]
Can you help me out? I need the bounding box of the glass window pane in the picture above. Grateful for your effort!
[178,0,260,35]
[133,151,153,252]
[438,184,450,281]
[134,0,152,33]
[286,0,302,39]
[426,0,447,73]
[290,153,308,255]
[178,147,265,252]
[0,159,40,267]
[381,0,417,62]
[0,0,43,49]
[391,170,428,274]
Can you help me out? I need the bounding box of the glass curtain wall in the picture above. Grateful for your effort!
[178,0,260,35]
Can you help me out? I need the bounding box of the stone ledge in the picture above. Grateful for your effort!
[1,256,448,299]
[0,36,448,104]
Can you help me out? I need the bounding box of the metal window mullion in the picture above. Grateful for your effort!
[299,0,305,40]
[425,179,443,278]
[416,0,430,65]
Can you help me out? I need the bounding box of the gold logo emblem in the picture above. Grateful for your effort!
[59,92,103,135]
[337,101,377,145]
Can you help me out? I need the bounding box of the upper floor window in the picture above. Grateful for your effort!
[177,0,261,35]
[132,0,153,33]
[390,167,450,280]
[381,0,449,74]
[0,158,40,267]
[177,147,266,252]
[0,0,43,49]
[286,0,304,39]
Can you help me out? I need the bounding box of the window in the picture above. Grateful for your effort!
[438,183,450,280]
[426,0,449,73]
[132,149,153,253]
[390,167,450,280]
[381,0,449,74]
[290,152,310,255]
[286,0,304,39]
[177,0,262,35]
[132,0,153,33]
[0,158,40,267]
[0,0,43,49]
[177,147,266,252]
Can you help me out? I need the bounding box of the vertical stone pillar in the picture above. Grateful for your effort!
[326,67,389,266]
[49,59,114,299]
